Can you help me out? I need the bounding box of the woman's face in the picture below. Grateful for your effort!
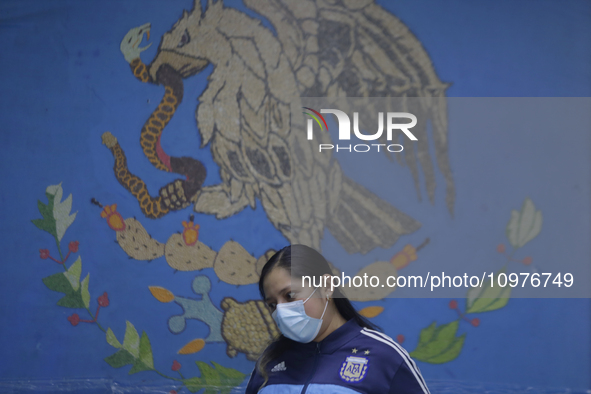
[263,267,329,321]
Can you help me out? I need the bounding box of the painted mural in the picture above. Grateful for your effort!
[104,0,453,252]
[2,0,590,393]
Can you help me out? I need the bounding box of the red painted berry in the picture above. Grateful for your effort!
[396,334,405,344]
[522,256,532,265]
[496,244,505,253]
[449,300,458,309]
[98,292,110,307]
[471,318,480,327]
[69,240,79,253]
[40,249,50,259]
[68,313,80,326]
[169,391,177,394]
[171,360,181,371]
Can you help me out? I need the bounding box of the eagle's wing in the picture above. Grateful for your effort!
[243,0,455,215]
[191,6,329,248]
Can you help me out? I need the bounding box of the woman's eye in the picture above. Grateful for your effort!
[287,292,296,300]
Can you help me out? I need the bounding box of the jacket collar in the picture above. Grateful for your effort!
[319,318,362,354]
[290,318,362,354]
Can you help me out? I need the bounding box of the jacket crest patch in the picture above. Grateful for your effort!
[339,356,369,383]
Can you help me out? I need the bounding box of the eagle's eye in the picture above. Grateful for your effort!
[178,29,191,48]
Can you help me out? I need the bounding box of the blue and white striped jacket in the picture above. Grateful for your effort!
[245,319,430,394]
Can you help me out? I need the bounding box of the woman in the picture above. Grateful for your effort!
[245,244,429,394]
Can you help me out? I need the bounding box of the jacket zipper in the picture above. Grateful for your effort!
[300,342,321,394]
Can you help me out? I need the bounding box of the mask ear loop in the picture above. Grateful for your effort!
[303,287,330,320]
[320,294,329,320]
[303,287,319,303]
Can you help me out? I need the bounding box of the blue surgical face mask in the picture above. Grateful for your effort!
[272,287,329,343]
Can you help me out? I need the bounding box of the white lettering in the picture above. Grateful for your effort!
[353,112,384,140]
[387,113,418,141]
[387,144,404,152]
[369,276,379,287]
[321,109,351,140]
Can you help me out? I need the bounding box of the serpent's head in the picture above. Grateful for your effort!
[120,23,152,64]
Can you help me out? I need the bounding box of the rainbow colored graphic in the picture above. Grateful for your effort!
[302,107,328,131]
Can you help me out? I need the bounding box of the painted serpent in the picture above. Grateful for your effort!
[102,23,207,219]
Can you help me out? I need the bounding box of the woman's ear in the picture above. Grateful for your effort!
[321,273,334,299]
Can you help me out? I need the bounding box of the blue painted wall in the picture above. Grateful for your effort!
[0,0,589,392]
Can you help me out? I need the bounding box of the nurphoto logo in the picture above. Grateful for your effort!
[302,107,418,153]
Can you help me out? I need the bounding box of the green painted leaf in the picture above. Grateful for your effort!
[46,184,62,200]
[128,360,152,375]
[410,320,465,364]
[212,362,246,394]
[81,274,90,309]
[106,328,122,348]
[31,217,56,237]
[196,361,221,388]
[211,361,246,383]
[184,362,246,394]
[138,332,154,369]
[467,289,511,314]
[122,321,140,358]
[32,184,78,242]
[42,272,72,293]
[466,269,511,314]
[416,322,436,346]
[42,269,84,308]
[184,377,204,393]
[424,333,466,364]
[55,194,77,242]
[32,196,57,238]
[506,198,542,249]
[56,290,85,308]
[104,349,135,368]
[106,331,153,375]
[64,256,82,291]
[46,183,77,242]
[40,196,55,218]
[437,320,458,340]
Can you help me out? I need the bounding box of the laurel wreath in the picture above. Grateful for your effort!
[34,183,541,391]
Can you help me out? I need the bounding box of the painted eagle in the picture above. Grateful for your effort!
[116,0,454,254]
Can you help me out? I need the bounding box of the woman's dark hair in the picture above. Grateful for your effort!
[256,244,380,388]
